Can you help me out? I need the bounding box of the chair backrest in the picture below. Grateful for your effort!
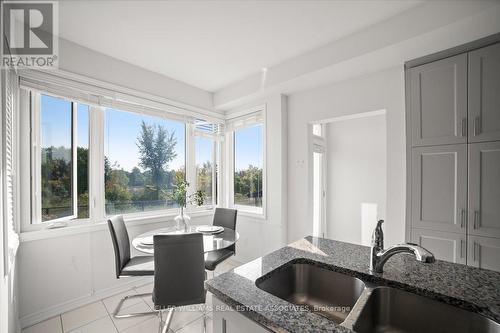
[213,208,237,252]
[153,233,205,308]
[213,208,237,230]
[107,216,131,278]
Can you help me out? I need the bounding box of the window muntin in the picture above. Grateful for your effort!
[233,123,263,210]
[104,108,186,215]
[39,94,89,222]
[195,136,214,206]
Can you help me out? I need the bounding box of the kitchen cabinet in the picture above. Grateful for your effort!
[212,296,270,333]
[406,38,500,272]
[468,43,500,143]
[411,228,466,264]
[410,54,467,146]
[411,145,467,233]
[468,141,500,238]
[467,236,500,272]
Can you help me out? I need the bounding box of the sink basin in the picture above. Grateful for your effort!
[353,287,500,333]
[256,262,365,323]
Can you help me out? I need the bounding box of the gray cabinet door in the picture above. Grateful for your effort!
[410,54,467,146]
[468,236,500,272]
[412,228,466,264]
[468,43,500,143]
[468,142,500,238]
[411,145,467,233]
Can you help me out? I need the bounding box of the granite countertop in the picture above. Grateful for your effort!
[205,236,500,332]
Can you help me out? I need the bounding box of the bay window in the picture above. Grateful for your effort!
[21,74,266,230]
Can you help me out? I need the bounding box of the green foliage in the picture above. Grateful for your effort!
[171,179,189,208]
[136,121,177,200]
[234,165,263,207]
[170,179,206,208]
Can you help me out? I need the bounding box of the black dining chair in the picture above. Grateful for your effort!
[204,208,237,273]
[107,215,156,318]
[153,233,206,333]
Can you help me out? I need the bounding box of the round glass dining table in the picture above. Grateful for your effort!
[132,225,239,254]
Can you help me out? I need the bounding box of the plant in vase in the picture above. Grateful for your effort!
[170,180,206,231]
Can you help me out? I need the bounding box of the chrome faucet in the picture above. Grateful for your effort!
[370,220,435,273]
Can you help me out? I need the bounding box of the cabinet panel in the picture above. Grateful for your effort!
[468,142,500,238]
[468,236,500,272]
[411,145,467,233]
[468,42,500,143]
[410,54,467,146]
[212,296,270,333]
[412,228,466,264]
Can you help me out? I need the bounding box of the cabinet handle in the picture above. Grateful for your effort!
[460,239,464,259]
[460,209,466,228]
[461,118,467,137]
[474,116,481,136]
[473,210,480,229]
[222,318,227,333]
[473,242,480,262]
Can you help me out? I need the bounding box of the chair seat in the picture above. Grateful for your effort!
[121,256,154,276]
[204,249,234,271]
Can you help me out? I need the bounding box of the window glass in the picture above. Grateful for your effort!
[312,123,322,136]
[234,124,263,209]
[40,94,73,221]
[195,136,214,206]
[104,108,185,215]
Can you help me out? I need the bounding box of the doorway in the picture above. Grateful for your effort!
[311,110,387,245]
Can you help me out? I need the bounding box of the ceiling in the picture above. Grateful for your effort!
[58,1,422,92]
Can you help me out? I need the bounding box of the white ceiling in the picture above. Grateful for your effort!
[59,1,422,92]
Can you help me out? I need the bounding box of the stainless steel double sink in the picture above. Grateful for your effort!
[255,262,500,333]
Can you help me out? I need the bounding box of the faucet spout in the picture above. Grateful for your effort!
[372,243,435,273]
[370,220,435,273]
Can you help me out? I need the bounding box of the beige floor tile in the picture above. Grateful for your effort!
[22,316,62,333]
[133,283,153,295]
[62,302,108,332]
[66,315,117,333]
[120,317,171,333]
[110,301,154,331]
[176,315,212,333]
[133,283,154,310]
[169,306,204,331]
[102,289,142,315]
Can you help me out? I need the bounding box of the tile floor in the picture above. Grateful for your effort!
[22,260,239,333]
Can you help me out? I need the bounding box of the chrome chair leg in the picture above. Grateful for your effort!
[159,308,174,333]
[113,293,159,319]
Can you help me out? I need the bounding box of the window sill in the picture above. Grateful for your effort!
[20,209,214,243]
[234,207,267,221]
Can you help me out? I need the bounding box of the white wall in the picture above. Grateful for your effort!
[58,38,214,111]
[325,114,387,245]
[287,67,405,247]
[225,94,288,263]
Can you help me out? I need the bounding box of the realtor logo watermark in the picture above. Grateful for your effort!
[1,1,58,68]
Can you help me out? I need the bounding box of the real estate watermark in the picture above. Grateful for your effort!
[1,1,58,69]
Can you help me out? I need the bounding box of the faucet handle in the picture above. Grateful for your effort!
[371,220,384,250]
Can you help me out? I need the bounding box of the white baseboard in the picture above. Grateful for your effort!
[19,277,151,329]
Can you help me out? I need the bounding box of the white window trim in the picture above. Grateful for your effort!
[226,105,267,218]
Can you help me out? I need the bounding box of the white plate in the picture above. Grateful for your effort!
[196,225,224,234]
[142,236,154,245]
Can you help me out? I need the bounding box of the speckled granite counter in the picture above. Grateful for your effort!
[205,236,500,332]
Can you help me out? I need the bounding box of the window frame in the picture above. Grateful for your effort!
[227,107,267,218]
[30,91,87,225]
